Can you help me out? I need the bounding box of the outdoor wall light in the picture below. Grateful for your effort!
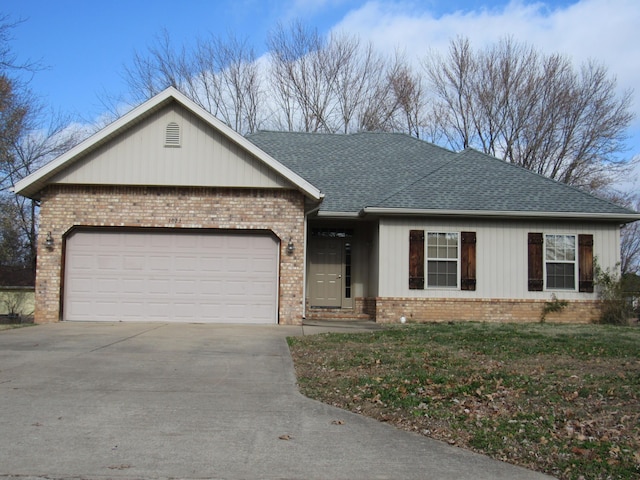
[287,238,295,255]
[44,231,54,250]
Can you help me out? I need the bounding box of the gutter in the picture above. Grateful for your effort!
[359,207,640,223]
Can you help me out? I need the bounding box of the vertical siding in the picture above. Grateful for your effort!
[51,103,292,189]
[369,223,380,297]
[378,217,619,300]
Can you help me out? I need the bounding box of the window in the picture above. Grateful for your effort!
[528,233,593,292]
[410,230,475,290]
[344,242,352,299]
[545,234,576,289]
[427,232,459,288]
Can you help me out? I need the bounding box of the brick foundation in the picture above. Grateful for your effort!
[35,185,305,325]
[372,297,600,324]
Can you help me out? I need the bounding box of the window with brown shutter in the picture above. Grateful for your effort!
[578,234,594,292]
[461,231,476,291]
[409,230,424,289]
[528,232,544,291]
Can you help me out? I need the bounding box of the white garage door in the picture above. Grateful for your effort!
[63,230,279,323]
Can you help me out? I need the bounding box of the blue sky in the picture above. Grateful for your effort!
[5,0,640,191]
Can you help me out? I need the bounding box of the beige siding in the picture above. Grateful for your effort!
[368,223,380,297]
[378,217,620,300]
[52,103,292,189]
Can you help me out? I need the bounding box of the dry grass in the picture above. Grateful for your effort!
[288,322,640,479]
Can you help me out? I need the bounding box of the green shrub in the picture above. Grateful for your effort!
[594,263,634,325]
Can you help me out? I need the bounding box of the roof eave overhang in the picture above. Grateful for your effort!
[14,87,323,202]
[315,211,362,218]
[360,207,640,223]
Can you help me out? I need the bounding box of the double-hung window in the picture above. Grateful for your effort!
[545,234,576,289]
[410,230,476,291]
[528,232,593,292]
[427,232,459,288]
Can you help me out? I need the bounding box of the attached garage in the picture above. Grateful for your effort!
[13,88,321,324]
[63,230,279,324]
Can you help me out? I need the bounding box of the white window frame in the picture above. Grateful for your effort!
[544,234,578,291]
[426,231,460,289]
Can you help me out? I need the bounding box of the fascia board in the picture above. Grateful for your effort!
[315,211,361,218]
[360,207,640,223]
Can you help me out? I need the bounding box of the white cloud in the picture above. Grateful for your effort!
[332,0,640,112]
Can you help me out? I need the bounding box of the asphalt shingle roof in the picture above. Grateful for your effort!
[246,131,637,218]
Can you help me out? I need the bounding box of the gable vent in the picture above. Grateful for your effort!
[165,122,181,147]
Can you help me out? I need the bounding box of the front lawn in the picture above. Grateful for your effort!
[288,322,640,480]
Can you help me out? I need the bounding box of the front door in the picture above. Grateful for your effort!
[309,237,343,307]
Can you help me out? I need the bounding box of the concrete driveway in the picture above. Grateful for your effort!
[0,322,553,480]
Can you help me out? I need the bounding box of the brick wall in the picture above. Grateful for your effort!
[373,297,600,324]
[36,185,305,324]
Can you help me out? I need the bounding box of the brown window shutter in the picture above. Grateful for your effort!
[409,230,424,290]
[578,234,594,292]
[461,231,476,291]
[528,233,544,291]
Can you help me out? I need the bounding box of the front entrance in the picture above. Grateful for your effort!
[308,229,353,309]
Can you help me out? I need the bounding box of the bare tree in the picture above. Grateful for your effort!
[267,21,335,132]
[122,29,263,134]
[190,34,262,133]
[423,37,477,148]
[122,28,190,103]
[0,16,82,269]
[424,36,634,190]
[618,193,640,275]
[389,58,426,138]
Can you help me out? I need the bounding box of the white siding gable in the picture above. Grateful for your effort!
[51,103,293,189]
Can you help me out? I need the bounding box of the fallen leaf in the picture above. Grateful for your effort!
[331,419,345,425]
[279,434,293,440]
[571,446,591,457]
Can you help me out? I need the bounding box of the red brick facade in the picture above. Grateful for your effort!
[35,185,305,324]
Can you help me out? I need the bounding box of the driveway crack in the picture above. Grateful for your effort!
[88,323,168,352]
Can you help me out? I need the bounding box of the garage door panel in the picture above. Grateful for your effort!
[97,255,121,269]
[96,278,120,294]
[64,231,278,323]
[123,278,146,294]
[123,255,145,270]
[67,301,92,316]
[67,276,92,293]
[174,256,199,272]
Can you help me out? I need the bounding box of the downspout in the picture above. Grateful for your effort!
[302,203,322,319]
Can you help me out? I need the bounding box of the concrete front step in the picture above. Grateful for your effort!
[305,309,373,322]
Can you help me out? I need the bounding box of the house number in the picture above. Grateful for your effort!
[169,218,181,223]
